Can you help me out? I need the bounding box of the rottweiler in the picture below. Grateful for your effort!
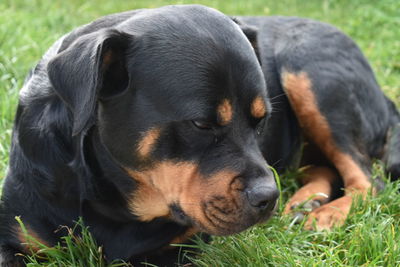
[1,4,399,267]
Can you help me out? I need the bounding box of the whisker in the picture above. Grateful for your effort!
[268,93,286,101]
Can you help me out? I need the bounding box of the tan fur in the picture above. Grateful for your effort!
[282,70,372,228]
[217,99,233,125]
[282,70,371,193]
[15,224,49,253]
[126,161,195,221]
[305,195,352,230]
[250,96,266,118]
[137,127,161,158]
[182,170,244,234]
[126,162,242,234]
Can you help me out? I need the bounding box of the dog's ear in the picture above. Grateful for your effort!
[232,17,260,61]
[48,29,132,136]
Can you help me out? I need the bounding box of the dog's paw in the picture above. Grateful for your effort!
[283,166,334,222]
[304,196,352,230]
[284,187,329,224]
[285,199,323,223]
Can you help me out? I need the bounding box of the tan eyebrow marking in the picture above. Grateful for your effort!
[251,96,266,118]
[137,127,161,158]
[217,99,233,125]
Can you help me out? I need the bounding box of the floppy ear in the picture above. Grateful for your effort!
[231,17,260,61]
[47,29,132,136]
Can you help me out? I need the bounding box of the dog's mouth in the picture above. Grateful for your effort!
[126,162,277,235]
[170,203,194,225]
[171,197,278,236]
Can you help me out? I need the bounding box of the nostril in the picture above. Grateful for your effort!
[246,186,279,209]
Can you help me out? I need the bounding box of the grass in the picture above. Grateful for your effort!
[16,217,129,267]
[0,0,399,266]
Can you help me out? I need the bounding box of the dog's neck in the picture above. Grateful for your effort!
[77,127,137,222]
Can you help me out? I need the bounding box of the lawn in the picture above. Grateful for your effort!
[1,0,400,266]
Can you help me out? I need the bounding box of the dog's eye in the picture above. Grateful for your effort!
[192,120,213,130]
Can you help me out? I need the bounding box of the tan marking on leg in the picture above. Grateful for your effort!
[217,99,233,125]
[136,127,161,158]
[15,224,49,253]
[250,96,266,118]
[284,166,336,214]
[333,154,372,195]
[282,70,371,193]
[305,195,352,230]
[126,162,243,235]
[282,70,371,228]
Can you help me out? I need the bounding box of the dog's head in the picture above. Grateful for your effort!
[48,5,278,236]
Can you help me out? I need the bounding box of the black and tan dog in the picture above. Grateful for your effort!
[1,4,399,267]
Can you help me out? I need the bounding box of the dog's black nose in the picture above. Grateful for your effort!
[246,180,279,210]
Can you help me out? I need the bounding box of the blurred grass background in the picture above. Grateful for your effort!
[1,0,399,266]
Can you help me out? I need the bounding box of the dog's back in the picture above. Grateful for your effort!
[241,16,400,177]
[240,16,400,229]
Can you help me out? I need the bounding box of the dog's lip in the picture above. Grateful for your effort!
[192,201,278,236]
[170,204,193,226]
[171,196,279,235]
[169,200,277,235]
